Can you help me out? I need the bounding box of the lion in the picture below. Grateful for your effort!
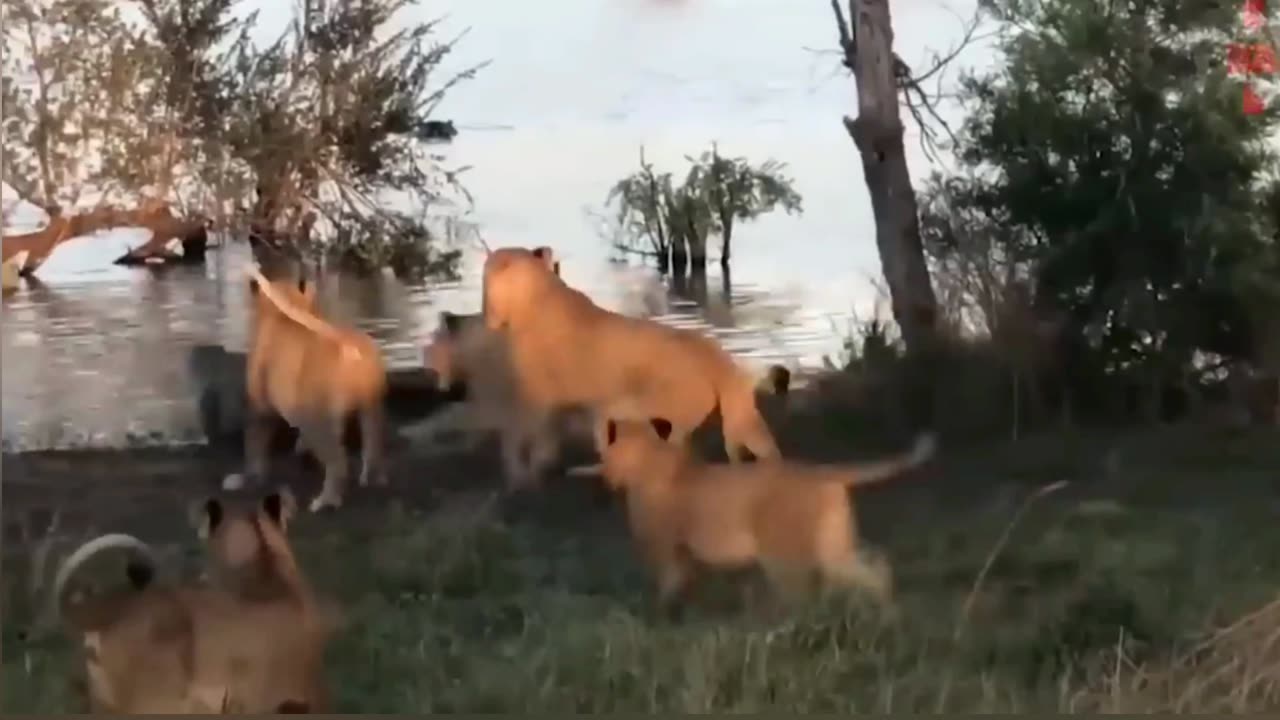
[51,489,335,713]
[481,247,784,485]
[227,263,388,512]
[594,416,936,613]
[414,309,591,485]
[530,245,561,276]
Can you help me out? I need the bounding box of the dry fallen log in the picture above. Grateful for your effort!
[1,202,212,275]
[112,202,211,267]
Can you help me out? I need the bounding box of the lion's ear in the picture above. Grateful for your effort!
[248,278,260,296]
[649,418,673,441]
[194,497,224,539]
[532,246,558,274]
[605,419,619,446]
[296,275,308,294]
[440,311,460,333]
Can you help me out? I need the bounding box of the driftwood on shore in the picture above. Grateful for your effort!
[188,344,460,455]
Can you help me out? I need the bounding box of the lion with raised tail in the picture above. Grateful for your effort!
[227,264,388,512]
[481,246,784,486]
[595,417,936,612]
[50,489,336,713]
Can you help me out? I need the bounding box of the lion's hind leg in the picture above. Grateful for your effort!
[304,418,350,512]
[524,417,561,485]
[498,420,537,491]
[224,411,275,491]
[357,401,387,488]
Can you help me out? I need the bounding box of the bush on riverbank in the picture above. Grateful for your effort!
[7,426,1280,712]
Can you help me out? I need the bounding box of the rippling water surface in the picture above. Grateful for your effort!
[1,0,990,450]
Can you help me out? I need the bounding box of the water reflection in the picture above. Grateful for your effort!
[2,238,835,450]
[2,0,990,449]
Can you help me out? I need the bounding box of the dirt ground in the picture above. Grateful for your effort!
[6,406,1280,558]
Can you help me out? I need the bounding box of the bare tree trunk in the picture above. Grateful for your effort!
[719,216,733,273]
[684,201,708,278]
[670,230,687,279]
[838,0,938,355]
[688,234,707,275]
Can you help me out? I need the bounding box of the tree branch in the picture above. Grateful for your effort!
[830,0,986,164]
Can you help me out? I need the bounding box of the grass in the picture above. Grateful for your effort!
[8,425,1280,712]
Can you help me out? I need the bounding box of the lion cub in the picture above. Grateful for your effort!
[595,417,936,611]
[416,309,594,485]
[53,489,334,713]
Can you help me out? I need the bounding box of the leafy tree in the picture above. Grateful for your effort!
[606,148,676,273]
[606,144,802,278]
[137,0,484,280]
[3,0,480,281]
[1,0,136,211]
[691,144,803,271]
[938,0,1280,421]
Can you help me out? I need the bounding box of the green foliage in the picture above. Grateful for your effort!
[1,0,135,209]
[922,0,1280,418]
[606,144,802,273]
[12,432,1280,712]
[143,0,482,280]
[3,0,480,281]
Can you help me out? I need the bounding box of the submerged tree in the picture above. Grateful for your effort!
[140,0,484,280]
[606,144,802,281]
[692,144,803,272]
[3,0,481,281]
[607,148,676,273]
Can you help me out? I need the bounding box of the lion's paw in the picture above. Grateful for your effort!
[308,495,342,513]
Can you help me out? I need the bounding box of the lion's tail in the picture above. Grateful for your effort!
[245,264,361,361]
[827,433,937,488]
[716,365,783,462]
[51,533,158,624]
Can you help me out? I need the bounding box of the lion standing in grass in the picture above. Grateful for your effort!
[226,265,388,512]
[594,417,935,612]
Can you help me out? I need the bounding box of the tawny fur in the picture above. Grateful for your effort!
[53,491,336,713]
[594,417,936,611]
[481,247,784,485]
[235,264,388,512]
[416,310,588,485]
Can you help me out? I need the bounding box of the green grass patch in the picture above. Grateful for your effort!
[9,458,1280,714]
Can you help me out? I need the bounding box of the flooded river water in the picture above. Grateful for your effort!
[1,0,990,451]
